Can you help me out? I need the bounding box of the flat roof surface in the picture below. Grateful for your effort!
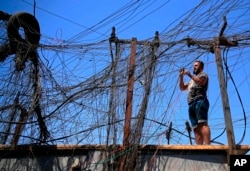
[1,144,250,151]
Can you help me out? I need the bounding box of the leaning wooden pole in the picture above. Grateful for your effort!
[124,37,136,148]
[119,38,137,171]
[214,16,236,155]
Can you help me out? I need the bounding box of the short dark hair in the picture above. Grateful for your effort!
[195,60,204,69]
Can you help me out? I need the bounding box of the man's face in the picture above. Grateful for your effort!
[193,62,202,75]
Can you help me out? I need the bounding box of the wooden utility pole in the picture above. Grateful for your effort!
[214,16,236,155]
[119,37,137,171]
[109,27,158,170]
[123,37,137,147]
[214,38,236,155]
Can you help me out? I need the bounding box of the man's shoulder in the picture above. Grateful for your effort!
[198,72,208,77]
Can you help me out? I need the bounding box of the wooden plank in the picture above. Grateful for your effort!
[1,144,250,151]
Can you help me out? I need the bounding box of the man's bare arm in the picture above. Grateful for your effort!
[186,72,207,86]
[179,71,188,90]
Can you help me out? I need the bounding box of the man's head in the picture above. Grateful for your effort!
[193,60,204,75]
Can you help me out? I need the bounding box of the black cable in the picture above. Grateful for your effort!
[222,47,247,145]
[165,121,172,144]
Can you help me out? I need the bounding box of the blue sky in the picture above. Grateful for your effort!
[1,0,201,40]
[1,0,250,150]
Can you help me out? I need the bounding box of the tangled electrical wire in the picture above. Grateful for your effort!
[0,0,250,147]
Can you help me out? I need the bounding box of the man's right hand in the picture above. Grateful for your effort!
[179,68,185,77]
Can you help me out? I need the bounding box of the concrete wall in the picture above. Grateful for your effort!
[0,145,229,171]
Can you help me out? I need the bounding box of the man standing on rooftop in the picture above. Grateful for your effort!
[179,60,211,145]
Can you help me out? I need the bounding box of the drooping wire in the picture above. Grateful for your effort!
[222,47,246,145]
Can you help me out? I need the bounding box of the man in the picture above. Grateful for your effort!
[179,60,211,145]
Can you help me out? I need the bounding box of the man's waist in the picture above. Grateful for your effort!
[188,96,206,105]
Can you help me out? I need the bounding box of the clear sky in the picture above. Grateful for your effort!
[1,0,250,151]
[1,0,202,40]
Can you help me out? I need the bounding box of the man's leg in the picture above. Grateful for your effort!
[194,127,203,144]
[196,99,210,144]
[200,123,211,145]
